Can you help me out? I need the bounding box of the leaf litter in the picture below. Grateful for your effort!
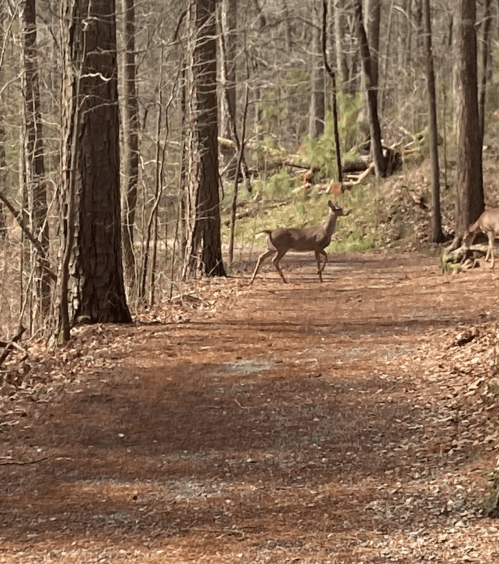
[1,252,499,563]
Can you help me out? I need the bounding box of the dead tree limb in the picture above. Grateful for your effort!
[0,326,26,367]
[0,190,56,282]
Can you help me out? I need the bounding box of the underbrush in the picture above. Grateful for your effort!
[221,158,458,260]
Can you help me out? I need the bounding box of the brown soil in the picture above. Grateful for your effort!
[2,252,499,563]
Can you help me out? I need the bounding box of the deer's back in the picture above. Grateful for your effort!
[471,209,499,234]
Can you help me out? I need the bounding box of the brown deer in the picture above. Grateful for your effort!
[250,201,350,284]
[464,208,499,268]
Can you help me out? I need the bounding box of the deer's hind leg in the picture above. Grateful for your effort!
[250,249,276,283]
[273,249,289,283]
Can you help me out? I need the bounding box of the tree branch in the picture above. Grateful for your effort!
[0,190,56,281]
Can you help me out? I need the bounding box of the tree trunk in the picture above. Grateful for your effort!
[280,0,292,51]
[422,0,444,243]
[455,0,484,237]
[478,0,492,141]
[309,6,325,139]
[220,0,238,176]
[219,1,252,192]
[22,0,50,314]
[353,0,386,178]
[0,4,7,239]
[403,0,413,70]
[322,0,342,181]
[0,122,6,239]
[183,0,226,279]
[365,0,381,91]
[60,0,131,327]
[334,0,354,93]
[414,0,423,52]
[380,0,396,115]
[121,0,140,293]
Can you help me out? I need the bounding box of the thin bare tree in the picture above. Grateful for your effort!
[121,0,140,293]
[455,0,484,239]
[21,0,50,315]
[422,0,444,243]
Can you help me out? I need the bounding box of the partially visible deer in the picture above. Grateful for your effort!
[464,208,499,268]
[250,200,350,284]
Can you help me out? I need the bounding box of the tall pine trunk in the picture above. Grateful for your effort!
[183,0,226,279]
[60,0,131,330]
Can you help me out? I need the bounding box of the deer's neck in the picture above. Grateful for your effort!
[323,213,338,238]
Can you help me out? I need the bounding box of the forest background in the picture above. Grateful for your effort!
[0,0,495,342]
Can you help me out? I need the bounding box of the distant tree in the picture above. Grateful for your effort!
[334,0,357,93]
[220,0,238,174]
[309,5,325,139]
[322,0,342,181]
[59,0,131,338]
[422,0,444,243]
[0,122,6,238]
[22,0,50,313]
[365,0,381,91]
[183,0,226,279]
[121,0,140,291]
[455,0,484,239]
[478,0,492,141]
[0,0,7,239]
[353,0,386,177]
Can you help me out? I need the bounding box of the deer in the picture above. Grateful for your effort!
[250,200,350,284]
[464,208,499,268]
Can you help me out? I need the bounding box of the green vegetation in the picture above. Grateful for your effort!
[298,94,367,183]
[221,149,455,262]
[221,175,382,256]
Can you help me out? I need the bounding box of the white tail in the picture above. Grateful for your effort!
[464,208,499,268]
[250,200,350,284]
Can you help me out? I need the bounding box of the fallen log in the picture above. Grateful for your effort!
[218,137,311,170]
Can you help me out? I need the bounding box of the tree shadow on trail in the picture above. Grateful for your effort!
[1,251,497,558]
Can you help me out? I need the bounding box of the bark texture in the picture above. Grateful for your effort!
[354,0,386,178]
[455,0,484,236]
[183,0,226,279]
[422,0,444,242]
[60,0,131,324]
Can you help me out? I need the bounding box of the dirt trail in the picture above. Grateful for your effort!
[2,252,499,563]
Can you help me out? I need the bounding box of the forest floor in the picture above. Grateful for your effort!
[2,250,499,563]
